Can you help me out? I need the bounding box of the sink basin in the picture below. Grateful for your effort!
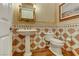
[17,29,37,32]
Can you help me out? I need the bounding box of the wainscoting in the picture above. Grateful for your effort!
[12,23,79,56]
[12,30,25,56]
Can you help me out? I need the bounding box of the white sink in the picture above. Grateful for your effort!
[17,29,37,32]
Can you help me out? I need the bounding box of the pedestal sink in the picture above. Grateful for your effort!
[17,29,37,56]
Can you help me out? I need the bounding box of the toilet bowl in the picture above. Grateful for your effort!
[45,33,64,56]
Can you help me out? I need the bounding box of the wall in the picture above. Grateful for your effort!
[55,3,79,24]
[12,31,25,56]
[12,26,57,56]
[55,3,79,56]
[30,27,56,50]
[35,3,56,23]
[12,3,79,56]
[12,3,57,56]
[13,3,57,25]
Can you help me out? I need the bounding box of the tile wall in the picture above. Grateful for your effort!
[12,27,25,56]
[12,24,79,56]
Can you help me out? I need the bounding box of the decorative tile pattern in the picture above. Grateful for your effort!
[69,39,75,46]
[52,29,56,32]
[30,28,54,50]
[12,32,25,56]
[31,42,36,49]
[75,48,79,54]
[75,34,79,41]
[35,37,41,42]
[68,28,75,34]
[63,43,68,49]
[44,28,48,33]
[59,29,63,33]
[63,33,68,39]
[55,27,79,55]
[12,25,79,56]
[40,32,45,37]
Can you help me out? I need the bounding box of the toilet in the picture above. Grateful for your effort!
[45,33,65,56]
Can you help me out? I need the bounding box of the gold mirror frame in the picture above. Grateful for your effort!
[19,3,36,23]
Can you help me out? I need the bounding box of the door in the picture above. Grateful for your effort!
[0,3,13,56]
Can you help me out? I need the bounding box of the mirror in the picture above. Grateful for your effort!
[19,3,36,22]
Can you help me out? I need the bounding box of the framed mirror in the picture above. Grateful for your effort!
[19,3,36,22]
